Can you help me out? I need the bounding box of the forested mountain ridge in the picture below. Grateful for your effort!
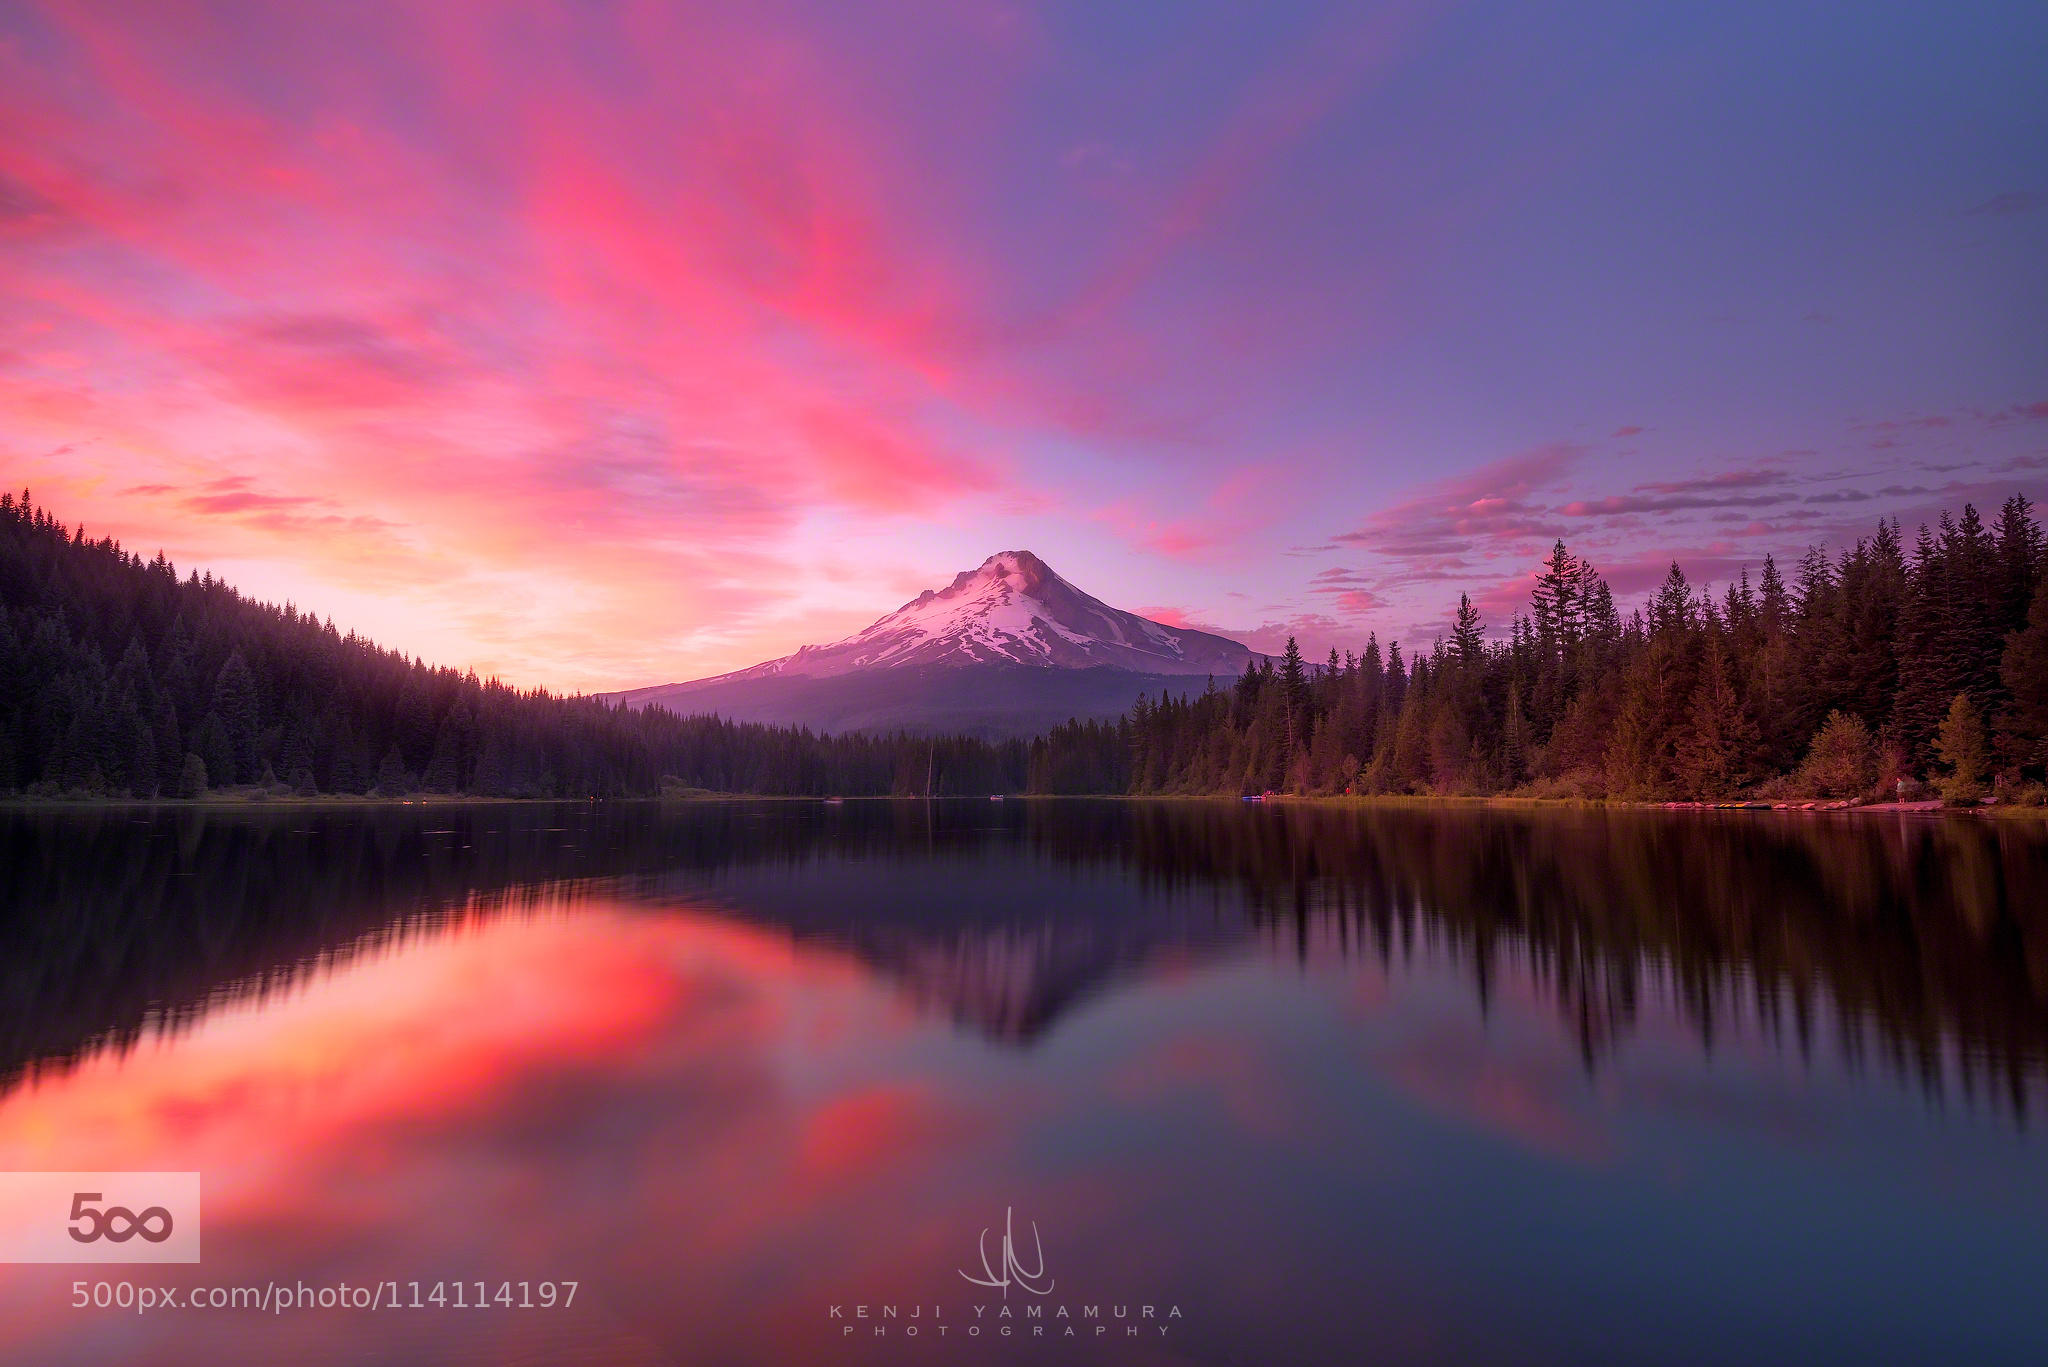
[0,492,1026,798]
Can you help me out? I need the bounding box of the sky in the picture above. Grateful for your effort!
[3,0,2044,691]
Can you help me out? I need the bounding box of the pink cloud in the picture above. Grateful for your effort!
[1133,604,1197,629]
[1090,464,1292,560]
[10,0,2039,697]
[1334,442,1582,558]
[0,0,1111,688]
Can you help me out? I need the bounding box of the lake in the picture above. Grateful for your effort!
[1,800,2044,1365]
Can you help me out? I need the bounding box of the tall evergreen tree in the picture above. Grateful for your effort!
[1934,693,1990,804]
[1994,493,2044,634]
[210,651,261,783]
[1998,577,2048,777]
[1890,524,1949,764]
[1673,637,1760,797]
[196,712,235,790]
[177,752,208,798]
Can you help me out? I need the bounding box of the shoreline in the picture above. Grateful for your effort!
[2,791,2041,821]
[1201,792,2048,820]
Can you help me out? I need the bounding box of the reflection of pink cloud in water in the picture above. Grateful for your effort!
[0,876,2004,1364]
[0,899,1258,1364]
[0,894,1351,1361]
[0,905,935,1363]
[0,913,693,1180]
[1374,1034,1616,1167]
[797,1083,952,1183]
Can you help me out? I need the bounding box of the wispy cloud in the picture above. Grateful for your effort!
[1334,443,1582,558]
[1963,189,2045,217]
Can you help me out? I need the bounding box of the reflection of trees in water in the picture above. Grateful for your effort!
[1018,802,2048,1121]
[2,801,2043,1120]
[0,801,992,1087]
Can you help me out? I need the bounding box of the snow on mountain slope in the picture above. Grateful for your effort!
[704,550,1251,681]
[601,551,1263,737]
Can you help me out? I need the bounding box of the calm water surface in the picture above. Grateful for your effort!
[0,800,2044,1365]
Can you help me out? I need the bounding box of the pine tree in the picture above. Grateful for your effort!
[2000,577,2048,776]
[1889,524,1949,765]
[1606,652,1671,798]
[1450,593,1485,665]
[1832,521,1905,724]
[1531,540,1583,654]
[177,751,208,798]
[1994,493,2043,634]
[472,734,516,796]
[1934,693,1989,804]
[1232,657,1261,723]
[1354,632,1385,760]
[1795,711,1876,798]
[197,711,236,790]
[1424,695,1473,793]
[1582,569,1619,645]
[1940,506,2004,716]
[150,680,182,795]
[278,726,313,786]
[422,700,474,792]
[1785,545,1839,737]
[1673,638,1759,797]
[117,700,158,797]
[210,651,261,783]
[1278,636,1308,765]
[1757,554,1789,638]
[1387,687,1429,793]
[1650,562,1693,637]
[1500,681,1532,788]
[375,743,409,796]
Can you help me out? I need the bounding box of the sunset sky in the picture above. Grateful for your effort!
[4,0,2044,691]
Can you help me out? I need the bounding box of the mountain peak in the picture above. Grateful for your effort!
[914,548,1056,607]
[975,548,1050,579]
[674,551,1259,683]
[603,550,1265,735]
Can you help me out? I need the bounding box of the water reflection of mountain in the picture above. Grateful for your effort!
[644,851,1249,1040]
[2,800,2044,1117]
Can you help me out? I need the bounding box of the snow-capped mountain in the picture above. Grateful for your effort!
[729,550,1249,678]
[603,551,1261,738]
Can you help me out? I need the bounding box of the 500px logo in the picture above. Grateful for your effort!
[0,1173,200,1263]
[67,1193,174,1245]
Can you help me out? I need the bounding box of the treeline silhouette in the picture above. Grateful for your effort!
[0,492,1026,799]
[1030,496,2048,800]
[6,490,2046,804]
